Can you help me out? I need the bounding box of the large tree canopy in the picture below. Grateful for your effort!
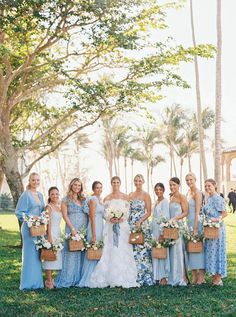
[0,0,215,204]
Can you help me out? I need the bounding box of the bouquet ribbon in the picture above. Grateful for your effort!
[112,223,120,247]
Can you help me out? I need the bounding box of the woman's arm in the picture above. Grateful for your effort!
[15,192,29,222]
[61,201,76,236]
[89,199,97,243]
[193,191,202,235]
[46,205,52,243]
[174,195,188,220]
[135,193,151,228]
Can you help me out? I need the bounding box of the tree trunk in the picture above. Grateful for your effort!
[215,0,222,190]
[124,157,127,194]
[131,159,134,192]
[170,150,173,178]
[146,162,150,192]
[190,0,208,181]
[188,154,192,172]
[180,159,183,188]
[0,164,4,192]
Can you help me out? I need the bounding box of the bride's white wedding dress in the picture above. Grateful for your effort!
[90,199,139,288]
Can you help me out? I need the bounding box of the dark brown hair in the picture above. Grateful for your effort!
[92,181,102,191]
[154,182,165,192]
[170,177,180,185]
[48,186,59,203]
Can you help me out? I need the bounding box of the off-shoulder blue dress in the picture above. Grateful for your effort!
[15,190,45,290]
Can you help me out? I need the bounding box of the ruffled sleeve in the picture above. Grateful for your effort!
[82,199,89,214]
[15,191,29,222]
[213,194,226,213]
[61,196,68,204]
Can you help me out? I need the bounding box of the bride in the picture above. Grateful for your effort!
[90,176,139,288]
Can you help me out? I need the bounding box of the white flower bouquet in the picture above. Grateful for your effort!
[158,217,181,240]
[23,211,49,236]
[106,207,126,221]
[149,237,175,259]
[182,226,204,253]
[65,227,86,251]
[129,226,145,245]
[202,216,222,239]
[34,236,64,261]
[85,240,104,260]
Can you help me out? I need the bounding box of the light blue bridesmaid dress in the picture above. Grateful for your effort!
[202,194,227,277]
[187,196,205,270]
[168,202,187,286]
[55,197,88,288]
[15,190,45,290]
[79,196,104,287]
[151,198,170,282]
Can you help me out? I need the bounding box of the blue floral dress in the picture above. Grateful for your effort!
[79,196,104,287]
[15,190,45,290]
[202,194,227,277]
[129,199,153,286]
[55,197,88,288]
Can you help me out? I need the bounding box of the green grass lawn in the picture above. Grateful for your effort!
[0,212,236,317]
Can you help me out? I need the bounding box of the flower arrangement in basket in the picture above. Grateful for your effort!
[202,217,222,239]
[34,236,64,261]
[149,237,176,259]
[65,227,86,251]
[158,217,181,240]
[182,226,204,253]
[23,211,49,237]
[129,226,145,245]
[85,240,104,260]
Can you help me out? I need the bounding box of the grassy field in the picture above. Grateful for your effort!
[0,212,236,317]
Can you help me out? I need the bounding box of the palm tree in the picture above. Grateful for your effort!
[134,127,162,192]
[121,142,134,193]
[175,141,189,186]
[161,104,185,177]
[215,0,222,189]
[190,0,208,181]
[150,155,165,194]
[129,149,146,192]
[74,132,91,175]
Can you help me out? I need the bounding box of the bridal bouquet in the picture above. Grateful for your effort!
[106,207,126,220]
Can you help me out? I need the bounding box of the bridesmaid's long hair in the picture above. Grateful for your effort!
[67,178,85,201]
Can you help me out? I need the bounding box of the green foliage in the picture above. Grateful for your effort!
[0,193,13,210]
[0,213,236,316]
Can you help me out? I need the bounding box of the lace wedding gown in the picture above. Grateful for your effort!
[90,199,139,288]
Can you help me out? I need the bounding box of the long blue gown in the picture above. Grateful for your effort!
[55,196,88,288]
[79,196,104,287]
[202,194,227,277]
[15,190,45,290]
[168,202,187,286]
[187,196,205,270]
[151,198,170,282]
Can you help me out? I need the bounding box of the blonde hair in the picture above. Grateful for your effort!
[67,178,85,201]
[185,172,197,181]
[134,174,145,183]
[26,172,40,190]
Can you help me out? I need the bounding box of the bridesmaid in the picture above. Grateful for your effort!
[55,178,88,288]
[168,177,188,286]
[128,174,153,286]
[15,172,45,290]
[202,179,227,286]
[152,183,170,285]
[185,173,205,284]
[43,187,62,289]
[79,181,104,287]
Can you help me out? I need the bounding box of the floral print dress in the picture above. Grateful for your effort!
[129,199,153,286]
[202,194,227,277]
